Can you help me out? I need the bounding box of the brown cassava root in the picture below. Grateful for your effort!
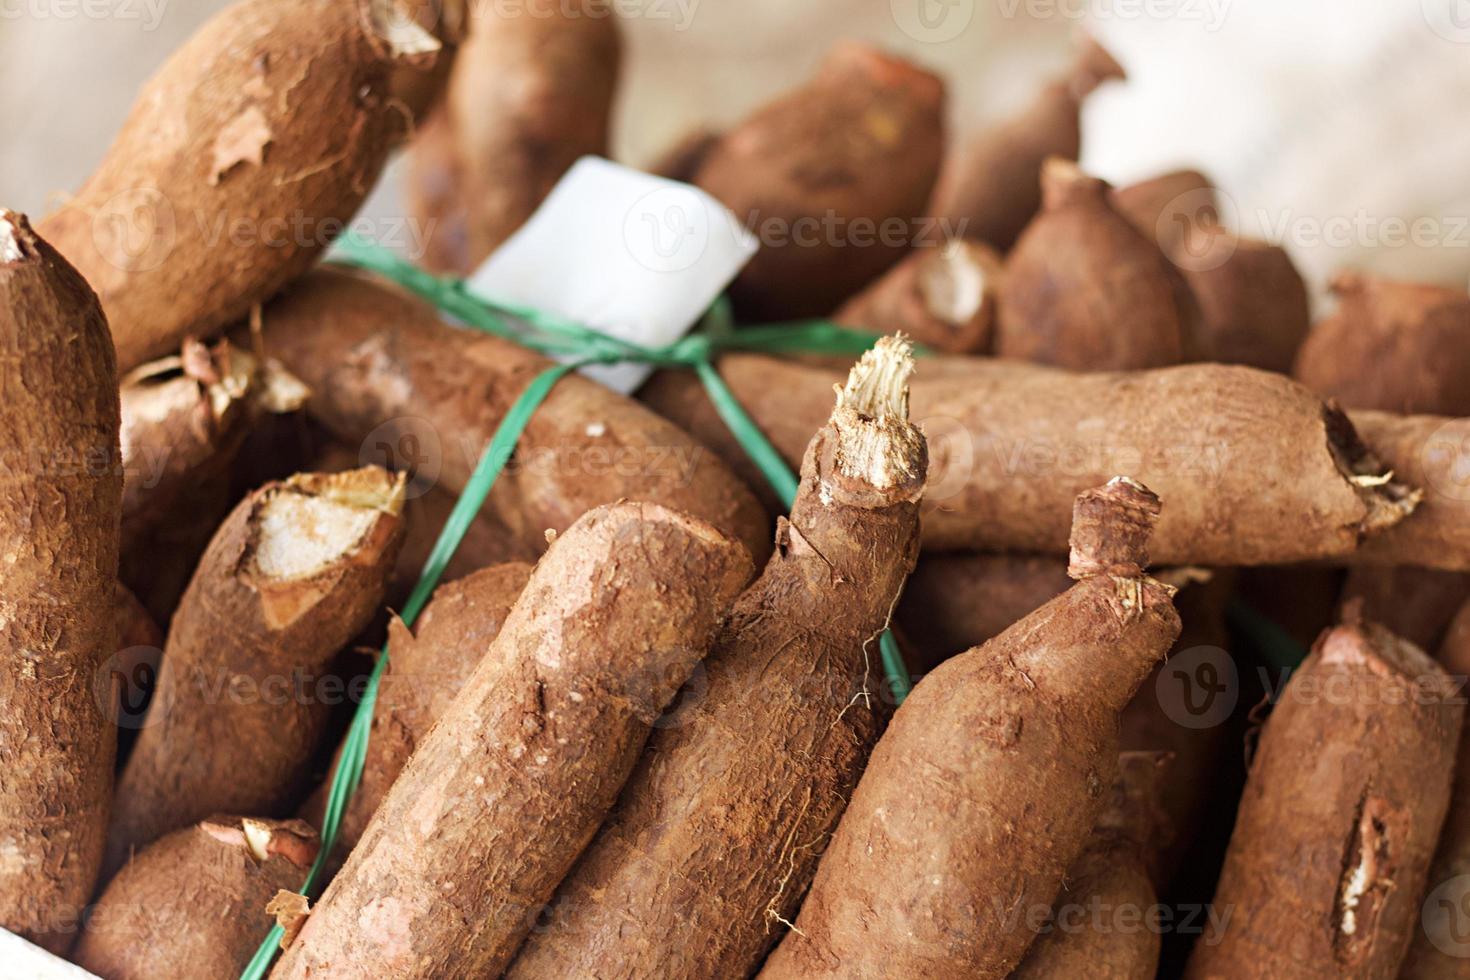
[834,237,1002,355]
[506,337,927,980]
[693,42,946,319]
[931,34,1124,251]
[104,467,405,876]
[251,268,771,563]
[0,211,123,953]
[74,817,318,979]
[1010,753,1172,980]
[1185,611,1462,979]
[39,0,451,371]
[641,356,1419,566]
[407,0,622,273]
[272,502,753,978]
[309,562,534,858]
[758,478,1181,978]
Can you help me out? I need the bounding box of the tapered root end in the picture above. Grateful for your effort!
[1070,32,1127,96]
[0,210,35,265]
[826,336,927,499]
[1068,477,1162,580]
[1041,157,1110,210]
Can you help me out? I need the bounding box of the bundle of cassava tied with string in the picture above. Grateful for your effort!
[5,2,1470,979]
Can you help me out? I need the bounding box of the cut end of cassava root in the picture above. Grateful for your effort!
[248,467,406,582]
[828,335,926,495]
[1323,404,1422,536]
[366,0,442,58]
[0,209,33,264]
[1069,477,1162,580]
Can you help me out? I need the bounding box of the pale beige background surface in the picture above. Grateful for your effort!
[3,0,1469,295]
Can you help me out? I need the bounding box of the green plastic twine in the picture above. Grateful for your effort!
[241,235,913,978]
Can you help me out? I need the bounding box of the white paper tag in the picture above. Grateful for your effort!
[0,928,101,978]
[465,156,758,394]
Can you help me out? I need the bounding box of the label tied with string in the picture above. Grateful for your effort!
[466,156,758,394]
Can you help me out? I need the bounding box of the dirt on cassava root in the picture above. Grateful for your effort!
[272,502,753,978]
[104,467,405,877]
[0,211,123,954]
[507,337,927,980]
[758,478,1181,978]
[39,0,452,371]
[251,267,771,563]
[74,817,318,979]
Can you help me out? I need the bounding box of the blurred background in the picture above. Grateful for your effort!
[4,0,1470,297]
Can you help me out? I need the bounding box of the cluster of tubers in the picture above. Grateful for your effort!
[3,3,1469,980]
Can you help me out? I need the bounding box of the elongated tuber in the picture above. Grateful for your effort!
[407,0,622,273]
[307,562,533,858]
[252,267,771,563]
[758,478,1181,978]
[507,337,927,979]
[834,237,1002,354]
[1349,412,1470,569]
[693,41,946,319]
[39,0,451,371]
[104,467,405,876]
[1185,611,1462,979]
[1010,753,1171,980]
[74,817,318,979]
[1193,613,1462,976]
[641,356,1418,565]
[997,159,1188,370]
[0,211,123,952]
[1401,599,1470,978]
[931,35,1124,251]
[271,502,753,978]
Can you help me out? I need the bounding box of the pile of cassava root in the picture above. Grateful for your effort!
[4,1,1469,978]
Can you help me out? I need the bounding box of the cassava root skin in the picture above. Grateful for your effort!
[73,817,318,979]
[1113,169,1310,373]
[104,467,405,877]
[997,159,1188,371]
[251,267,771,563]
[1185,613,1463,980]
[507,337,926,980]
[1349,412,1470,569]
[693,42,946,319]
[640,356,1418,566]
[408,0,622,273]
[758,478,1180,979]
[305,562,534,858]
[271,502,753,978]
[0,211,123,953]
[1296,274,1470,417]
[931,34,1124,251]
[39,0,451,371]
[1401,600,1470,977]
[1009,753,1172,980]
